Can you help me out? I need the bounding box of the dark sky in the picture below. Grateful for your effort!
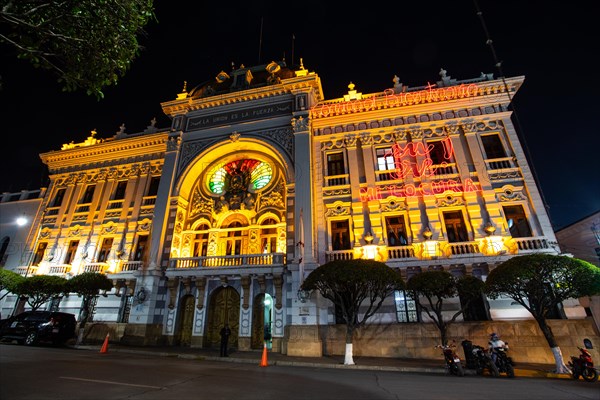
[1,1,598,230]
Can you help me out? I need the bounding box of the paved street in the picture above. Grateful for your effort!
[1,343,598,400]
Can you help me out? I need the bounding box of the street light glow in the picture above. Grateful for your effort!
[16,216,27,226]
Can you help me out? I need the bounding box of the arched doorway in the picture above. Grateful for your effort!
[175,294,195,346]
[251,293,273,349]
[205,286,240,349]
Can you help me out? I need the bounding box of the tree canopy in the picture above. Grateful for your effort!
[485,254,600,373]
[0,268,25,301]
[0,0,156,98]
[17,275,68,311]
[301,259,404,365]
[407,270,485,345]
[66,272,113,338]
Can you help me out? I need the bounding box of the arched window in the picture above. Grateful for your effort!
[225,221,245,256]
[193,224,210,257]
[261,218,278,254]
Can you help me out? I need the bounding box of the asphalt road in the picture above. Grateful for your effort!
[1,343,598,400]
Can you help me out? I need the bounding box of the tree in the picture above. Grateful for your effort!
[0,0,156,98]
[0,268,25,301]
[17,275,68,311]
[66,272,113,343]
[301,259,404,365]
[407,270,485,346]
[485,254,600,374]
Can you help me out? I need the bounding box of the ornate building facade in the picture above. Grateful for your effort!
[2,60,591,361]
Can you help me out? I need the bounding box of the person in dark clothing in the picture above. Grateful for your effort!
[220,324,231,357]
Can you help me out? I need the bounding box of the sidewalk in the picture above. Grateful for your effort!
[73,343,573,380]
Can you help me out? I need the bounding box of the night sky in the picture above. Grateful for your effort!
[0,1,597,230]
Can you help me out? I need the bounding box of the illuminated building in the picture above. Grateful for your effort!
[0,60,592,361]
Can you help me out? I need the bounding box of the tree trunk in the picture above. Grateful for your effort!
[537,317,570,374]
[344,324,355,365]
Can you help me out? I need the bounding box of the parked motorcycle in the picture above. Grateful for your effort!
[461,340,499,377]
[436,342,464,376]
[568,346,598,382]
[473,344,500,377]
[490,343,514,378]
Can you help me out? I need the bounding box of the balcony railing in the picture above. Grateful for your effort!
[82,262,110,274]
[169,253,286,269]
[47,264,72,276]
[107,199,124,209]
[387,245,415,259]
[445,242,481,256]
[514,237,551,252]
[484,157,515,171]
[325,250,354,262]
[324,174,349,187]
[117,260,143,272]
[15,266,38,276]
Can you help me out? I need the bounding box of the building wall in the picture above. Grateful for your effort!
[0,62,589,355]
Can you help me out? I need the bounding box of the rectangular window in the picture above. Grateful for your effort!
[32,242,48,265]
[147,176,161,196]
[376,147,395,171]
[331,220,351,250]
[443,211,469,243]
[81,185,96,204]
[385,216,409,246]
[64,240,79,264]
[133,235,149,261]
[52,188,66,207]
[428,140,447,165]
[113,181,128,200]
[97,238,114,262]
[394,290,419,323]
[326,152,345,176]
[503,205,532,238]
[481,134,507,159]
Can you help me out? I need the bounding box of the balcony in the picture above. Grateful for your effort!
[14,266,38,276]
[47,264,72,276]
[387,245,415,259]
[444,242,481,257]
[169,253,286,270]
[117,260,143,272]
[513,237,551,253]
[325,250,354,262]
[82,262,110,274]
[324,174,349,187]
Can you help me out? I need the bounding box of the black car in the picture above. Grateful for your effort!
[0,311,77,346]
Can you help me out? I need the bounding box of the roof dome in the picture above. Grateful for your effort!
[188,60,296,99]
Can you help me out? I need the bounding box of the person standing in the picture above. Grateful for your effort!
[220,324,231,357]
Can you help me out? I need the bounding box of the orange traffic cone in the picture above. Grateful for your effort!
[100,333,110,354]
[259,342,268,367]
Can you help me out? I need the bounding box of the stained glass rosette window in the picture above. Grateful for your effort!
[208,159,272,194]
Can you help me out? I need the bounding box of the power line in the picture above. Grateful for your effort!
[473,0,551,215]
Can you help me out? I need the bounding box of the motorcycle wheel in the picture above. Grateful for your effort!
[454,363,465,377]
[581,368,598,383]
[505,363,515,378]
[571,372,580,380]
[488,361,500,377]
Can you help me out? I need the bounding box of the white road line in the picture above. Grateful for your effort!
[60,376,163,389]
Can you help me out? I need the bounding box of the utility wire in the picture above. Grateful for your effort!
[473,0,551,216]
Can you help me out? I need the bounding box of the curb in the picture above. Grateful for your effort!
[74,345,576,379]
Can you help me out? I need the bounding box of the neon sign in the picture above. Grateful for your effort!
[360,136,480,201]
[360,178,480,201]
[312,82,478,117]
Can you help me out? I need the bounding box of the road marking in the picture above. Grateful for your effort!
[60,376,163,389]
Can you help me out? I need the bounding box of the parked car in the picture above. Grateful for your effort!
[0,311,76,346]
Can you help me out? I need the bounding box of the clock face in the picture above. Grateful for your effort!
[208,159,273,195]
